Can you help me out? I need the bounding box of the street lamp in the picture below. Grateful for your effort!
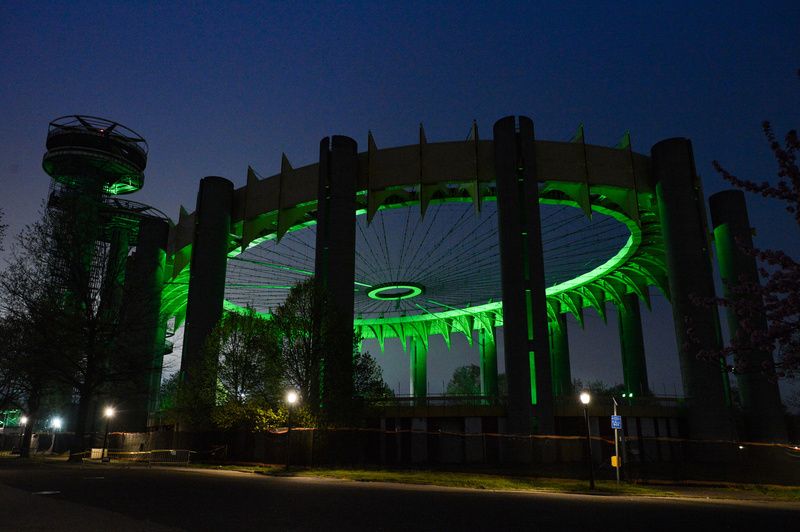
[102,406,115,462]
[285,390,299,470]
[579,391,595,490]
[18,415,28,453]
[48,417,62,454]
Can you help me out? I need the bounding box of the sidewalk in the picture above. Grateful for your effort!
[0,482,181,532]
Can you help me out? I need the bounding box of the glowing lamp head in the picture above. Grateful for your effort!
[20,416,28,426]
[104,406,115,418]
[286,390,299,405]
[51,417,63,430]
[579,391,591,405]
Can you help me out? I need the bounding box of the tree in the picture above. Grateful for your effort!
[206,308,285,431]
[699,70,800,379]
[210,307,283,405]
[272,277,393,420]
[353,350,393,400]
[0,207,6,251]
[446,364,481,395]
[0,201,156,459]
[571,378,624,398]
[272,278,321,409]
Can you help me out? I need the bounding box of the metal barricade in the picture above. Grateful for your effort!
[147,449,192,466]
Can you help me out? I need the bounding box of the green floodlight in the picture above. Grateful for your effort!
[366,282,425,301]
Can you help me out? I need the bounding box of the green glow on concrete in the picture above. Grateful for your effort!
[164,183,663,342]
[230,257,314,276]
[225,283,293,289]
[366,282,425,301]
[411,337,428,398]
[529,351,538,405]
[549,314,571,396]
[480,328,498,396]
[525,289,534,341]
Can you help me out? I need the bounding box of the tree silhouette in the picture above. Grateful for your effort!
[446,364,481,395]
[696,71,800,379]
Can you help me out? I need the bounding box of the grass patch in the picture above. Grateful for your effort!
[255,467,674,497]
[727,484,800,502]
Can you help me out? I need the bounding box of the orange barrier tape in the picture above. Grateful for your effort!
[264,426,799,450]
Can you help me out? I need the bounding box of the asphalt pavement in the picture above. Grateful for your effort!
[0,461,797,531]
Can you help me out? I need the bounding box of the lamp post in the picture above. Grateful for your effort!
[18,416,28,454]
[579,391,595,490]
[285,391,299,470]
[101,406,115,462]
[612,397,620,485]
[49,417,62,454]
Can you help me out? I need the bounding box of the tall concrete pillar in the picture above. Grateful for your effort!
[149,317,169,416]
[479,328,498,397]
[410,337,428,398]
[709,190,787,442]
[118,217,169,431]
[99,225,130,318]
[549,313,572,397]
[180,176,233,403]
[652,138,732,440]
[314,136,357,419]
[617,294,649,397]
[494,116,554,434]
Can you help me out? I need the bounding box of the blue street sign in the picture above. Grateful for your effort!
[611,415,622,430]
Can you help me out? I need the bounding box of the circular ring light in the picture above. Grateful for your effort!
[367,282,426,301]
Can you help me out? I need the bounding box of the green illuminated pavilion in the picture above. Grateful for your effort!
[158,115,785,440]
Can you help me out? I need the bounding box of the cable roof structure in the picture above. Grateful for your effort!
[224,201,631,326]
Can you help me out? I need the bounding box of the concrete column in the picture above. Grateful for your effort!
[618,293,649,397]
[118,217,169,431]
[494,115,554,434]
[410,337,428,398]
[99,225,129,318]
[148,316,169,416]
[314,136,358,418]
[180,176,233,400]
[652,138,732,440]
[709,189,787,442]
[479,328,498,397]
[549,313,572,397]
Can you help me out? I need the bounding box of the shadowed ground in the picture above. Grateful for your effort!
[0,460,797,531]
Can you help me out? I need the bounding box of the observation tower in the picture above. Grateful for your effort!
[43,115,147,195]
[41,115,170,432]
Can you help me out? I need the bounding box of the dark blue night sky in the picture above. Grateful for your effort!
[2,1,799,402]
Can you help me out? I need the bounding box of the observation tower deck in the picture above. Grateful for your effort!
[42,115,148,195]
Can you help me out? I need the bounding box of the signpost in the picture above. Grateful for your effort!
[611,399,622,484]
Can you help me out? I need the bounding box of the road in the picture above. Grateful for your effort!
[0,462,797,531]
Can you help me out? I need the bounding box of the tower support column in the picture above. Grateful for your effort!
[549,313,572,397]
[709,189,787,442]
[494,115,554,434]
[119,217,169,431]
[617,293,649,398]
[479,327,498,397]
[100,225,130,318]
[410,337,428,398]
[314,136,358,420]
[652,138,732,440]
[180,176,233,411]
